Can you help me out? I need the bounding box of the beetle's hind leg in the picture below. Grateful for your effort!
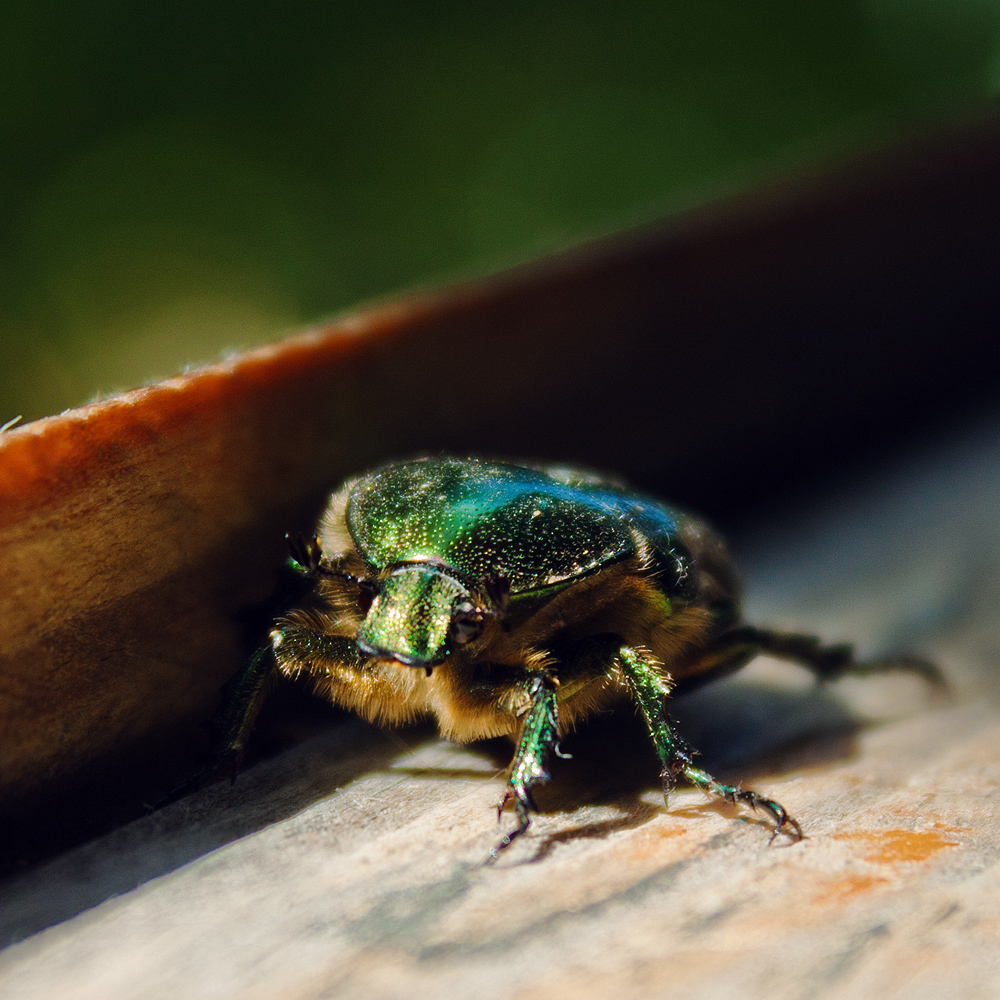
[712,625,946,691]
[617,645,802,843]
[490,672,564,861]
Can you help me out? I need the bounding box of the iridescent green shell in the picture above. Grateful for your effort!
[345,457,692,597]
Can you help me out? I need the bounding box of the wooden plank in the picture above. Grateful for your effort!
[1,411,998,999]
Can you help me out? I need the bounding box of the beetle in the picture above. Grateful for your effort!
[203,456,942,856]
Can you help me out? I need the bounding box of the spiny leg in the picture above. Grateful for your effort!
[208,527,358,778]
[490,673,564,860]
[681,765,801,845]
[211,639,280,780]
[616,644,802,842]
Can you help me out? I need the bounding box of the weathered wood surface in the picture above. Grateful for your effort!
[1,414,998,999]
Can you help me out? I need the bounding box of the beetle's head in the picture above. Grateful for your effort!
[355,563,490,670]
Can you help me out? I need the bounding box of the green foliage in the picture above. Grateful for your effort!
[2,3,999,420]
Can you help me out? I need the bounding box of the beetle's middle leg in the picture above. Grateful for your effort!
[616,644,802,842]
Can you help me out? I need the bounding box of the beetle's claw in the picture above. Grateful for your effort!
[223,748,245,785]
[496,789,511,821]
[766,809,804,844]
[144,744,247,815]
[735,789,803,845]
[874,654,950,695]
[770,813,804,845]
[488,780,538,862]
[659,769,672,806]
[487,820,530,863]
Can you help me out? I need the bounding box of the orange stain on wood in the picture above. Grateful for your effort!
[931,820,965,834]
[656,826,689,838]
[622,825,690,863]
[834,828,960,864]
[813,872,890,904]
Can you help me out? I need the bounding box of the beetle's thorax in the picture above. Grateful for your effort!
[356,563,469,667]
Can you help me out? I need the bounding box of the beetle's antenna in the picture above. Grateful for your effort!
[287,533,378,593]
[286,532,325,575]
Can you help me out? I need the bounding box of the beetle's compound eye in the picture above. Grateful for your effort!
[357,578,378,615]
[450,599,485,646]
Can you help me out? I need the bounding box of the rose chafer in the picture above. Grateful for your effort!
[205,457,942,855]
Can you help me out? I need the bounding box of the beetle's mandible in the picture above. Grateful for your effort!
[197,457,942,856]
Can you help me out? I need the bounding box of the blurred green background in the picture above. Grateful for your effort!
[3,2,1000,424]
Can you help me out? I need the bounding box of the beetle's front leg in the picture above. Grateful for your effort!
[617,644,802,842]
[212,627,365,775]
[146,639,279,810]
[211,638,281,780]
[150,627,362,811]
[491,672,563,860]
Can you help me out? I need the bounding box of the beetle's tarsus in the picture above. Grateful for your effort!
[152,641,283,815]
[850,653,948,694]
[660,770,671,807]
[682,763,803,844]
[490,787,533,862]
[149,737,255,813]
[146,759,224,814]
[224,748,244,785]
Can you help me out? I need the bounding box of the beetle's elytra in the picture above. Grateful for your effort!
[200,457,942,855]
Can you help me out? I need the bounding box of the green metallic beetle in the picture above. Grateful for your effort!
[209,457,941,855]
